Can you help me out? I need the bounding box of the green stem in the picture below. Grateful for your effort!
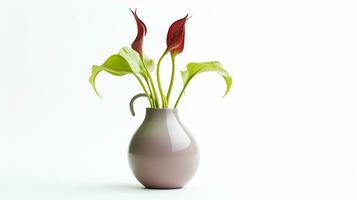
[166,54,175,106]
[133,73,153,107]
[140,57,160,108]
[156,51,168,108]
[144,77,156,107]
[174,79,191,108]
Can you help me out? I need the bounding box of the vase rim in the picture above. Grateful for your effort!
[146,108,178,112]
[146,107,178,111]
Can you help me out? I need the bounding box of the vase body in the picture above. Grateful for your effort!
[128,108,199,189]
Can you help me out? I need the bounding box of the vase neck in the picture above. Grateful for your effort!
[145,108,178,119]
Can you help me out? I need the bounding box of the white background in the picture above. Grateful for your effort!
[0,0,356,199]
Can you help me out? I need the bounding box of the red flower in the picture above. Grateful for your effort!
[166,14,190,56]
[130,9,147,58]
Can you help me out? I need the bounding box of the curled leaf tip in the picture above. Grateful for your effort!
[89,65,103,99]
[222,76,232,97]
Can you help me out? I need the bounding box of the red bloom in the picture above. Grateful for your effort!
[166,14,190,56]
[130,9,147,57]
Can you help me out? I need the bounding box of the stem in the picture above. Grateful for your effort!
[166,54,175,106]
[133,73,153,107]
[144,77,156,107]
[156,51,168,108]
[140,57,160,108]
[174,79,190,108]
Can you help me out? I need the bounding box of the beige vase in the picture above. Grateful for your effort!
[128,108,199,189]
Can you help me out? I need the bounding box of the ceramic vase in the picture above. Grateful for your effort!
[128,108,199,189]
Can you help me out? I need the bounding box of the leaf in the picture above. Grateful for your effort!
[118,47,155,79]
[180,71,188,83]
[144,56,155,73]
[102,54,132,76]
[118,47,142,73]
[89,54,133,97]
[89,65,104,98]
[181,61,232,96]
[89,47,155,98]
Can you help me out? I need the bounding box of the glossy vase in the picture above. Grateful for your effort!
[128,108,199,189]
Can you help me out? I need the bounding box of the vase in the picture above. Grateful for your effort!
[128,108,199,189]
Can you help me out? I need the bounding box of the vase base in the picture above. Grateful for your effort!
[145,186,183,190]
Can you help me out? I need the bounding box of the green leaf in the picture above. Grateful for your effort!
[118,47,155,78]
[180,71,188,82]
[89,54,133,97]
[118,47,142,73]
[89,47,155,99]
[102,54,132,75]
[144,56,155,73]
[181,61,232,96]
[89,65,104,98]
